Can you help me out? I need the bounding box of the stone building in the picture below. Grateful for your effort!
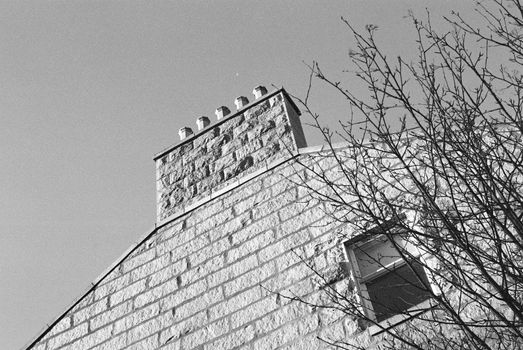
[24,86,429,350]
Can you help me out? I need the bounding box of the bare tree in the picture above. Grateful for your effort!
[291,1,523,349]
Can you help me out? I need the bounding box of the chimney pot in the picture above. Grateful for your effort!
[253,85,268,99]
[234,96,249,110]
[178,127,193,140]
[196,116,210,131]
[215,106,231,120]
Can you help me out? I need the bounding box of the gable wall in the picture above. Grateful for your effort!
[29,153,371,350]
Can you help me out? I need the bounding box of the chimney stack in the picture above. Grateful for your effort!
[156,87,306,222]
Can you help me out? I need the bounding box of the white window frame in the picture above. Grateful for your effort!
[342,232,435,334]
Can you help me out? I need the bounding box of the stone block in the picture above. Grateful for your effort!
[133,277,177,308]
[158,174,171,191]
[169,235,209,263]
[207,254,258,289]
[213,152,236,173]
[221,133,248,156]
[318,321,347,347]
[60,324,113,350]
[209,287,260,321]
[148,258,188,288]
[47,323,88,350]
[182,143,207,164]
[110,279,147,307]
[185,198,225,227]
[279,279,315,306]
[223,261,276,297]
[189,238,229,267]
[160,278,208,314]
[223,155,254,180]
[154,219,185,243]
[296,313,320,336]
[227,229,275,263]
[122,248,156,274]
[90,300,132,330]
[183,254,224,283]
[73,297,108,326]
[203,324,255,350]
[193,126,219,148]
[190,165,210,185]
[127,317,163,345]
[280,334,321,350]
[209,212,250,242]
[235,139,262,161]
[253,322,299,350]
[247,119,276,141]
[181,318,229,350]
[156,226,196,256]
[231,118,252,139]
[253,188,297,221]
[258,230,311,264]
[191,151,213,171]
[205,318,229,342]
[114,302,160,334]
[96,272,132,301]
[158,339,181,350]
[268,93,283,107]
[277,206,325,239]
[46,316,71,337]
[230,296,278,329]
[194,174,215,198]
[275,250,304,272]
[231,213,279,245]
[173,287,223,321]
[245,100,270,118]
[196,208,234,235]
[91,333,127,350]
[263,263,311,293]
[180,325,207,350]
[222,179,264,209]
[222,114,246,132]
[169,142,194,162]
[252,142,280,164]
[130,253,170,283]
[169,161,194,184]
[127,335,158,350]
[159,310,206,344]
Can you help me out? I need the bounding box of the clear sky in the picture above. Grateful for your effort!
[0,1,477,348]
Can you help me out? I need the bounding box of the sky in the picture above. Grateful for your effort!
[0,1,478,349]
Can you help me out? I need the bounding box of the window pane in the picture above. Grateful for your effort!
[354,237,403,278]
[366,261,431,322]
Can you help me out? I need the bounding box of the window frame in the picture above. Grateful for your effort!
[342,230,435,331]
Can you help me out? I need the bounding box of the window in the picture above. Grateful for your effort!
[344,234,432,323]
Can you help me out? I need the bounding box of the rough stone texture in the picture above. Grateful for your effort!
[155,90,306,222]
[26,89,374,350]
[28,152,371,350]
